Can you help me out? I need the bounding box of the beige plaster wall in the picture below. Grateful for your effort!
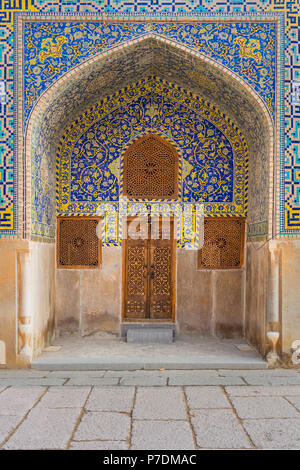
[0,240,25,367]
[2,237,300,367]
[55,246,122,335]
[245,239,300,357]
[50,239,300,358]
[245,241,268,355]
[0,240,55,367]
[56,247,245,339]
[279,240,300,353]
[30,242,56,357]
[176,249,244,338]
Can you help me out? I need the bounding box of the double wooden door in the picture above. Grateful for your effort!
[123,218,175,320]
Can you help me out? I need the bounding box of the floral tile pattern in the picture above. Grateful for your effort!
[57,77,247,224]
[0,1,298,238]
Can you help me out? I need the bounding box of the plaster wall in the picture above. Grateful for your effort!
[55,246,245,339]
[0,240,55,367]
[280,241,300,353]
[2,238,300,366]
[245,241,268,355]
[55,246,122,336]
[176,249,244,338]
[30,242,55,357]
[54,239,300,356]
[245,239,300,357]
[0,240,25,367]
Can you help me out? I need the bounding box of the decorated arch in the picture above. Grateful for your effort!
[57,77,248,222]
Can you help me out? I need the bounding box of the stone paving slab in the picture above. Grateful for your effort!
[168,376,245,386]
[0,378,66,387]
[219,369,300,377]
[104,370,167,377]
[38,387,91,409]
[48,371,106,378]
[86,387,135,412]
[70,440,129,450]
[185,386,231,409]
[133,387,187,420]
[243,376,300,386]
[1,373,300,449]
[226,385,300,396]
[190,409,252,449]
[0,370,50,378]
[2,369,300,387]
[243,418,300,449]
[0,386,46,416]
[65,377,119,386]
[74,412,131,441]
[231,396,300,419]
[3,406,82,449]
[285,396,300,412]
[120,377,167,386]
[0,415,23,444]
[167,370,219,378]
[132,420,195,450]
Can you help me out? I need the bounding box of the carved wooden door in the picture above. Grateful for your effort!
[123,218,174,320]
[124,238,148,319]
[149,238,173,319]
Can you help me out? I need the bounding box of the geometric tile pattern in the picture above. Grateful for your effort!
[268,0,300,235]
[26,20,269,240]
[57,77,248,217]
[0,25,14,232]
[0,0,298,236]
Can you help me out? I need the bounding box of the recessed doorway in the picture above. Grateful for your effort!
[123,217,175,321]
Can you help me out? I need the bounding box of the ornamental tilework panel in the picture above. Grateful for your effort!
[0,25,14,232]
[31,116,56,240]
[23,20,276,125]
[0,0,298,238]
[57,78,247,219]
[24,24,271,241]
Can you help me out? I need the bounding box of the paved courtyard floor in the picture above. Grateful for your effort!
[31,333,266,370]
[1,368,300,449]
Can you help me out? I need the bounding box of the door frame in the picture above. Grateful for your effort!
[121,216,176,322]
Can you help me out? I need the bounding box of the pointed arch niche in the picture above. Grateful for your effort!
[24,34,274,241]
[17,24,277,365]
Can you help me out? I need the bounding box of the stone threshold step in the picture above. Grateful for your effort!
[127,327,174,343]
[31,357,267,371]
[121,322,176,338]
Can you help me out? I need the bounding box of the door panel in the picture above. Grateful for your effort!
[123,218,174,321]
[149,242,172,319]
[124,239,148,319]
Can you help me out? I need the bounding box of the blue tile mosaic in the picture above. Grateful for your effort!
[57,78,247,220]
[0,1,298,237]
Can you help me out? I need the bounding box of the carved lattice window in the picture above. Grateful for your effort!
[123,134,178,199]
[57,217,101,269]
[198,218,245,269]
